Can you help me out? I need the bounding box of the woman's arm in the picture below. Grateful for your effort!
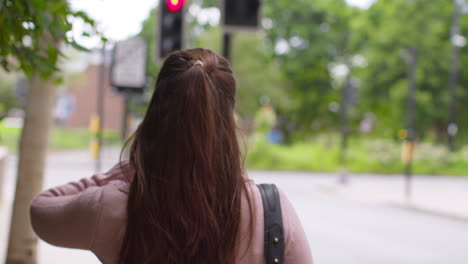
[279,189,314,264]
[37,161,132,197]
[30,161,132,249]
[30,186,103,249]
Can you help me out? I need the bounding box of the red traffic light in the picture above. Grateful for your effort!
[166,0,185,12]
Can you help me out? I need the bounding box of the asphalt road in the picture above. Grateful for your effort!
[254,172,468,264]
[1,152,468,264]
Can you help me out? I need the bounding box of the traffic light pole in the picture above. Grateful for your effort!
[121,93,131,142]
[223,32,232,61]
[448,0,461,152]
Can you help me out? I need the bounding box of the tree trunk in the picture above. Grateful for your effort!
[5,74,56,264]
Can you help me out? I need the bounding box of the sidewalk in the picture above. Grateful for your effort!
[322,173,468,221]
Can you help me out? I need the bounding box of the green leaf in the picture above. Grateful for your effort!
[73,10,95,26]
[0,0,100,76]
[53,76,64,85]
[35,55,59,73]
[70,41,90,52]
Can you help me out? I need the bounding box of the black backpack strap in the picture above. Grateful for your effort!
[257,184,285,264]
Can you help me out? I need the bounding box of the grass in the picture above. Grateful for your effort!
[3,122,466,176]
[0,123,121,152]
[245,133,468,176]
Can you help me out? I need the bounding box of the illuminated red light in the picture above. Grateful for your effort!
[167,0,184,12]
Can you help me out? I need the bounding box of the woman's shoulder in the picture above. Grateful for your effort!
[90,171,130,262]
[242,179,291,208]
[99,180,129,211]
[240,179,297,235]
[94,161,132,208]
[243,179,313,263]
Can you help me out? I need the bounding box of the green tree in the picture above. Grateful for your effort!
[0,1,97,263]
[0,0,96,77]
[357,0,467,142]
[262,0,361,141]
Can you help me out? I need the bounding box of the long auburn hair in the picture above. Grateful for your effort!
[119,48,251,264]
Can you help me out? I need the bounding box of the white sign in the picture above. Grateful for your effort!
[111,37,147,90]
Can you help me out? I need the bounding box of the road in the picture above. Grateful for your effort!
[254,172,468,264]
[1,150,468,264]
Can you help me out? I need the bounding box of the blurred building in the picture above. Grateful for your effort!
[64,49,125,131]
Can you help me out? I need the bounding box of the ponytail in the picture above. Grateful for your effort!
[119,48,249,264]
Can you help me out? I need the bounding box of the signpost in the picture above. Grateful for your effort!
[111,37,148,93]
[91,43,107,173]
[404,47,418,201]
[339,72,359,184]
[111,37,148,142]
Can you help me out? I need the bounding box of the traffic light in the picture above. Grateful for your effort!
[167,0,184,12]
[158,0,185,60]
[223,0,261,31]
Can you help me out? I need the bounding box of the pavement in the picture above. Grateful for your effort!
[1,148,468,263]
[324,173,468,221]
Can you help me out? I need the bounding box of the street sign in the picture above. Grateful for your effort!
[111,37,147,93]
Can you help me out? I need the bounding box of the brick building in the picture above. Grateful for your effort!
[65,51,125,131]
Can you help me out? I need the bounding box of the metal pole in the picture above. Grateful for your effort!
[95,42,106,173]
[448,0,461,151]
[121,93,131,142]
[405,47,418,201]
[339,73,351,184]
[223,32,232,62]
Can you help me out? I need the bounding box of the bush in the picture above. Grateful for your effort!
[246,132,468,176]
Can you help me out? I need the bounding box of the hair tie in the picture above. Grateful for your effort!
[194,60,204,67]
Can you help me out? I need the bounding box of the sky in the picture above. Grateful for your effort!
[70,0,375,47]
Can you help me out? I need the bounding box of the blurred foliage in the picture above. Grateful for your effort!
[258,0,467,145]
[0,71,19,115]
[246,133,468,175]
[200,0,218,8]
[0,0,100,79]
[262,0,362,141]
[356,0,467,143]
